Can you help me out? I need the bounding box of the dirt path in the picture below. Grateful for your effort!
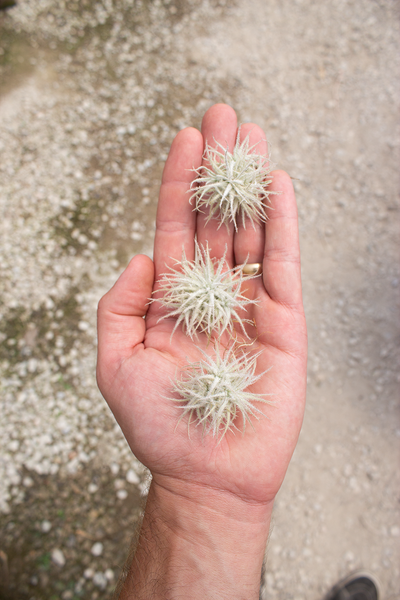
[0,1,399,598]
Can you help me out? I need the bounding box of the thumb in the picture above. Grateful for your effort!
[97,254,154,386]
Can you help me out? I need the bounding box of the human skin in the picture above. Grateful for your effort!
[96,103,308,599]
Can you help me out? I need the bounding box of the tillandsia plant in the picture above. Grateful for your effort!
[172,343,271,439]
[189,129,279,231]
[154,241,258,340]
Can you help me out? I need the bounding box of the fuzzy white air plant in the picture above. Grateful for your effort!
[189,130,278,231]
[172,344,271,439]
[154,241,258,340]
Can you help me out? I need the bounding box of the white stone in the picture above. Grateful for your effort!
[344,550,355,562]
[126,469,140,484]
[91,542,103,557]
[110,463,120,475]
[51,548,66,567]
[93,572,107,589]
[41,520,52,533]
[9,440,19,452]
[84,567,95,579]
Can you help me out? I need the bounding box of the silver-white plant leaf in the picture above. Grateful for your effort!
[172,344,272,439]
[154,241,258,339]
[189,131,279,231]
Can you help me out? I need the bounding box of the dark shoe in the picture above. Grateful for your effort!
[0,1,17,10]
[325,572,379,600]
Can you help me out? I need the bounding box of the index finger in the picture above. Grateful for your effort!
[153,127,203,281]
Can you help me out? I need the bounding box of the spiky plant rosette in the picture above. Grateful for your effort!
[172,343,271,438]
[189,131,279,231]
[154,242,258,339]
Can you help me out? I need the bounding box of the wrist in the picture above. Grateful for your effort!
[121,476,273,600]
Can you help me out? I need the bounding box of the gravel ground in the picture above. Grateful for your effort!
[0,1,399,599]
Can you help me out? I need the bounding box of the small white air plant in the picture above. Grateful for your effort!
[154,241,258,340]
[189,129,279,231]
[172,343,271,440]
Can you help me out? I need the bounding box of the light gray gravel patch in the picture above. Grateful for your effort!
[0,0,235,515]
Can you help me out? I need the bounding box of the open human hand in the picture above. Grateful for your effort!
[97,103,307,510]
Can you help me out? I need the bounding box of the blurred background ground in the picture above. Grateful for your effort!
[0,0,399,598]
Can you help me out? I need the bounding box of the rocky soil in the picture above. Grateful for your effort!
[0,1,399,599]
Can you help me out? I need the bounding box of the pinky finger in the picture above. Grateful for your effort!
[262,171,303,308]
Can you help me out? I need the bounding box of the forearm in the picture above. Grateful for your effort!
[119,478,273,600]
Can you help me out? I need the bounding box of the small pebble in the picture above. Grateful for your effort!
[110,463,120,476]
[84,567,95,579]
[390,525,400,537]
[91,542,103,557]
[41,520,52,533]
[344,550,355,562]
[126,469,140,484]
[88,483,99,494]
[9,440,19,452]
[93,571,107,589]
[51,548,66,567]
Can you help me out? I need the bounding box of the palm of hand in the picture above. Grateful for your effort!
[97,105,307,507]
